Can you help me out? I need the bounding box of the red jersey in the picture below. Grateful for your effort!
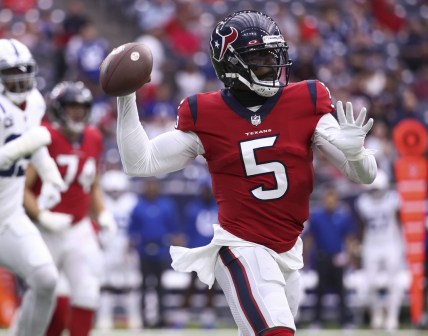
[33,123,103,224]
[176,80,334,253]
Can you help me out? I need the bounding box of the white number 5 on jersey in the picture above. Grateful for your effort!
[240,135,288,201]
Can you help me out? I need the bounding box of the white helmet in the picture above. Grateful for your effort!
[101,170,130,193]
[0,39,36,105]
[368,169,389,191]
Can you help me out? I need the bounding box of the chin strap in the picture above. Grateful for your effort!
[5,90,30,105]
[251,82,279,97]
[225,44,283,97]
[225,72,279,97]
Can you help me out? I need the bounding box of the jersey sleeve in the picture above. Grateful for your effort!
[175,96,197,133]
[315,81,335,115]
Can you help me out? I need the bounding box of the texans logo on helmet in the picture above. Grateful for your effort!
[210,26,238,62]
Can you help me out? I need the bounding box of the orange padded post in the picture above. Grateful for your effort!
[0,267,19,327]
[393,119,428,324]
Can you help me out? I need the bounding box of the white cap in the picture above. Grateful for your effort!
[101,169,130,192]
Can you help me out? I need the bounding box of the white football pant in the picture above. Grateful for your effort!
[215,246,301,336]
[0,213,58,336]
[362,244,405,330]
[41,217,103,309]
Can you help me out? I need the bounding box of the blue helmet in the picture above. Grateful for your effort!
[210,10,292,97]
[49,81,93,134]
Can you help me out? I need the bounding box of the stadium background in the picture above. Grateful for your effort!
[0,0,427,334]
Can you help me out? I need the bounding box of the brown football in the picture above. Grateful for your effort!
[99,42,153,96]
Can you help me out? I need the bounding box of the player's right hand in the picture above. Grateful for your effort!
[37,210,73,232]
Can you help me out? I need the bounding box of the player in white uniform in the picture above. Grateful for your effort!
[0,38,65,336]
[95,169,142,330]
[23,81,117,336]
[355,169,406,331]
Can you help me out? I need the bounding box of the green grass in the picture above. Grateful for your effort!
[0,329,425,336]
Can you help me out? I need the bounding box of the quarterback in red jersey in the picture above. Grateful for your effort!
[176,80,334,253]
[116,10,377,336]
[23,81,117,336]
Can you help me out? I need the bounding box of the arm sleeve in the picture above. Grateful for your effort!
[30,146,64,187]
[0,126,51,165]
[116,93,203,177]
[313,114,377,184]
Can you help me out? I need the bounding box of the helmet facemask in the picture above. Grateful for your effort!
[225,36,291,97]
[0,63,36,104]
[49,81,93,137]
[62,103,90,134]
[0,39,37,105]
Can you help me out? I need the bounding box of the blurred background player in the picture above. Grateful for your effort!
[180,179,217,328]
[128,177,182,328]
[355,169,407,332]
[95,169,142,331]
[23,81,117,336]
[0,38,65,336]
[304,184,358,328]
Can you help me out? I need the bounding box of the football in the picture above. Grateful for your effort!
[99,42,153,96]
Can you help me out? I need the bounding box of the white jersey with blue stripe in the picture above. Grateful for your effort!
[0,89,45,222]
[356,190,402,249]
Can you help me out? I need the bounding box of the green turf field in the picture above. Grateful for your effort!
[0,329,425,336]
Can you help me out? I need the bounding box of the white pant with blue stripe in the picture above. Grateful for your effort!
[215,245,301,336]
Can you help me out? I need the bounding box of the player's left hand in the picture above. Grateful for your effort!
[37,182,64,210]
[317,101,374,161]
[97,210,118,236]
